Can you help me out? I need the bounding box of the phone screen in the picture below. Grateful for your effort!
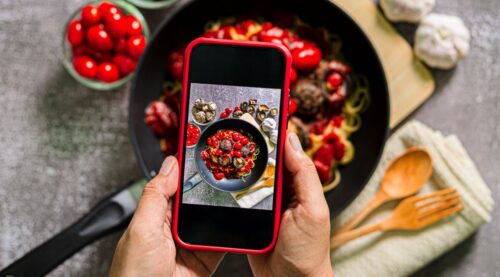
[182,83,282,210]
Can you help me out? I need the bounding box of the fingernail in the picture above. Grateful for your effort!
[159,156,175,176]
[288,132,303,153]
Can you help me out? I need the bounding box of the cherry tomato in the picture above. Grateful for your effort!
[104,12,127,38]
[98,2,121,17]
[96,62,120,82]
[125,15,142,36]
[112,54,137,76]
[225,107,232,114]
[234,151,242,158]
[214,149,223,156]
[73,56,97,78]
[234,106,241,111]
[200,151,209,160]
[214,172,225,180]
[259,26,287,45]
[86,25,113,51]
[291,43,322,71]
[234,142,242,150]
[326,72,343,90]
[114,37,128,54]
[80,5,101,26]
[289,67,297,84]
[215,131,225,140]
[231,132,240,141]
[220,112,228,119]
[67,20,84,46]
[127,35,146,59]
[240,137,249,145]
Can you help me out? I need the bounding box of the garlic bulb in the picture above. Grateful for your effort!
[380,0,435,23]
[415,13,470,69]
[269,130,278,145]
[261,118,277,133]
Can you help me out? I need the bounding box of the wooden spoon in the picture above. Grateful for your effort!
[335,147,432,233]
[331,188,462,250]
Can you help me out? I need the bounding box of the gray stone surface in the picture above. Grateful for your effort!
[182,83,279,210]
[0,0,498,276]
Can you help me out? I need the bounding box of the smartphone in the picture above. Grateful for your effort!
[173,38,291,254]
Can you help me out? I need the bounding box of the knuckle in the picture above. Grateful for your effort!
[142,182,162,198]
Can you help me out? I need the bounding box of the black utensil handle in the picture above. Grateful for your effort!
[183,173,203,193]
[0,180,140,277]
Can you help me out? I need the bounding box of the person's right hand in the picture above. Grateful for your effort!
[247,132,333,277]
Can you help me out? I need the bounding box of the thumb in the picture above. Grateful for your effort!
[284,132,324,208]
[132,156,179,229]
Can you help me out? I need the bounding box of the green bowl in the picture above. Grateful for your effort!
[62,0,150,91]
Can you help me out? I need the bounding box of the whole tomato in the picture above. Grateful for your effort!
[67,20,84,46]
[326,72,343,90]
[96,62,120,82]
[259,26,287,45]
[86,25,113,51]
[127,35,146,59]
[291,43,322,71]
[98,2,121,17]
[73,56,97,78]
[80,5,101,26]
[112,54,137,76]
[103,12,127,38]
[125,15,142,36]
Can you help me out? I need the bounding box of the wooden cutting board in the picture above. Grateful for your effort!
[332,0,435,128]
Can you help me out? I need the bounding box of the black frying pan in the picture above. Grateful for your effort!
[0,0,388,275]
[183,118,269,193]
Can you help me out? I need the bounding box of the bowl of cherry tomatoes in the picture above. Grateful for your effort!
[186,123,201,148]
[63,0,150,90]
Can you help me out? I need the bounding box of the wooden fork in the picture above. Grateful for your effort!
[330,188,463,250]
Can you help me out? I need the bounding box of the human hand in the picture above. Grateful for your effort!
[109,156,225,277]
[247,132,333,277]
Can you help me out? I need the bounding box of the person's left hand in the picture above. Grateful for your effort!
[109,156,225,277]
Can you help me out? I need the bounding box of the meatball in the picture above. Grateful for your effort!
[292,78,325,115]
[241,145,251,156]
[220,139,233,151]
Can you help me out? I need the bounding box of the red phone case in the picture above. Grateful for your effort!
[173,37,291,254]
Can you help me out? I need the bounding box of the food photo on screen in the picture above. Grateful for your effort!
[180,83,282,210]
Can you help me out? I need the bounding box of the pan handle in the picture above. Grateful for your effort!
[183,173,203,193]
[0,179,145,277]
